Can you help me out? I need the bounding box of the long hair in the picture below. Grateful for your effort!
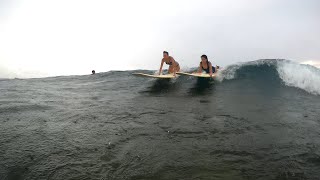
[201,54,209,67]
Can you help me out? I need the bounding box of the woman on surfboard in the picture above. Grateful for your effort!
[197,55,219,77]
[159,51,180,75]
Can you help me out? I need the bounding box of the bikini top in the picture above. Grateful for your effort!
[165,57,173,65]
[165,61,173,65]
[201,60,211,70]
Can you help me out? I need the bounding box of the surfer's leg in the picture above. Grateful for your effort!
[168,65,173,73]
[176,64,180,72]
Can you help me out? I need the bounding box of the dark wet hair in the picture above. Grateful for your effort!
[201,55,208,60]
[92,70,95,74]
[163,51,169,55]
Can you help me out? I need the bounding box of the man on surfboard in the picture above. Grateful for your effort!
[159,51,180,76]
[197,55,219,77]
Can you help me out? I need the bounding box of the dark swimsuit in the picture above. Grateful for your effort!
[165,59,179,67]
[201,61,215,73]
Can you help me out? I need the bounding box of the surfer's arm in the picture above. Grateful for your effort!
[209,62,213,77]
[159,59,164,75]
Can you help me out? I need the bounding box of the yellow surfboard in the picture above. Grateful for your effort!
[176,72,215,78]
[132,73,177,79]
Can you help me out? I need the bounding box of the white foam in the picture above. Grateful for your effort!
[301,60,320,69]
[277,61,320,95]
[215,64,242,82]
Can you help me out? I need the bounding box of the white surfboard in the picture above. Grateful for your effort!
[132,73,177,79]
[176,72,215,78]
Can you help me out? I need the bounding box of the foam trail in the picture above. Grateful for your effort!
[277,61,320,95]
[215,64,242,82]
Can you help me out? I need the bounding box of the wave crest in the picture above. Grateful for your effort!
[218,59,320,95]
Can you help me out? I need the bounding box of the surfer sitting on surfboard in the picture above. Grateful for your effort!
[159,51,180,75]
[197,54,219,77]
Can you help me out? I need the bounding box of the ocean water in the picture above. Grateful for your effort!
[0,59,320,180]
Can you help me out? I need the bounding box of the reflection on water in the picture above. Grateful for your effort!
[188,78,215,95]
[141,79,177,94]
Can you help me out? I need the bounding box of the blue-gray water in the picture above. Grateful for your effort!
[1,60,320,180]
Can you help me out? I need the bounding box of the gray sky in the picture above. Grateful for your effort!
[0,0,319,78]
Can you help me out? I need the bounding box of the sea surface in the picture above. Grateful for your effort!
[1,59,320,180]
